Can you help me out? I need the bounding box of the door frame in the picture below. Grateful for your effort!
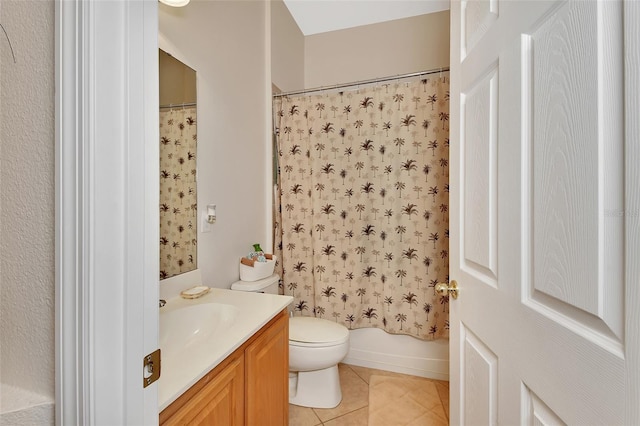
[55,0,159,423]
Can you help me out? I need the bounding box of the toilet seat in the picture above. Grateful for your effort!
[289,317,349,347]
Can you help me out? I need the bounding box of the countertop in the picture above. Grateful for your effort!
[158,288,293,411]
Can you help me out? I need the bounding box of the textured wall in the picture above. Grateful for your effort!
[0,0,55,401]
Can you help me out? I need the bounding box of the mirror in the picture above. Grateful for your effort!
[159,49,197,280]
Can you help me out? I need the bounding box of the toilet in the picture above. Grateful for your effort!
[231,274,350,408]
[287,316,349,408]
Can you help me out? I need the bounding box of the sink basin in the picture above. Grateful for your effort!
[160,302,240,357]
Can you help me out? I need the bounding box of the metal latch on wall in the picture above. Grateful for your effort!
[143,349,161,388]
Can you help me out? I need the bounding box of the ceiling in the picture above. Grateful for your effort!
[283,0,450,36]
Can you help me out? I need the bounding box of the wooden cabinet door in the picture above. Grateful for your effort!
[245,311,289,426]
[162,354,245,426]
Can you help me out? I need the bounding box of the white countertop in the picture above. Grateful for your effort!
[158,288,293,411]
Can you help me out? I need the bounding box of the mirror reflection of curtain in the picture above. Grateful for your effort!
[159,106,197,279]
[274,77,450,340]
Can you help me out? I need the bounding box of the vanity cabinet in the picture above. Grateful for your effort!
[160,354,244,425]
[160,309,289,426]
[245,308,289,425]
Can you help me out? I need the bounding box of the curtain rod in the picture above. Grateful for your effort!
[273,67,450,98]
[159,102,197,109]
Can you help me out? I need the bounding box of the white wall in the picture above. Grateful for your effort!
[0,0,55,412]
[159,0,272,289]
[271,0,304,93]
[305,11,450,88]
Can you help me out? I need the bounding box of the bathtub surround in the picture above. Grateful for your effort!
[274,77,450,341]
[344,327,449,381]
[0,384,54,425]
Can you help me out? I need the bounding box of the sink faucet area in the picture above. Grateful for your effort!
[158,287,292,411]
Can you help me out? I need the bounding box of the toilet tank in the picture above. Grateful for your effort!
[230,274,280,294]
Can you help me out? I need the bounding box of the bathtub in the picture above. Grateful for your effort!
[0,384,54,425]
[343,328,449,381]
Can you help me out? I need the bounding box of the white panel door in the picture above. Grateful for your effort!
[449,0,640,424]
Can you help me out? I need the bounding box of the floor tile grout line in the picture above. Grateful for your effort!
[368,375,449,425]
[344,363,370,384]
[435,383,449,422]
[312,369,369,424]
[292,364,449,426]
[312,404,369,424]
[311,364,370,424]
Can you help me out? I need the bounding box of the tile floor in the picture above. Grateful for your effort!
[288,364,450,426]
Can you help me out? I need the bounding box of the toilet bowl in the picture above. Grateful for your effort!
[231,275,350,408]
[288,317,350,408]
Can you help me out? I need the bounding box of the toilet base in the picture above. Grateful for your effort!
[289,365,342,409]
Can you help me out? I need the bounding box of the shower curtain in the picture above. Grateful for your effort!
[159,106,198,279]
[273,78,449,340]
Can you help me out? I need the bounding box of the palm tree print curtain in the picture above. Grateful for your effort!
[273,78,449,340]
[159,107,197,279]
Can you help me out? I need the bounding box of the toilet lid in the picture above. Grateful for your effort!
[289,317,349,345]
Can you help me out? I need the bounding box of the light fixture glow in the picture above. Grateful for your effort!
[159,0,190,7]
